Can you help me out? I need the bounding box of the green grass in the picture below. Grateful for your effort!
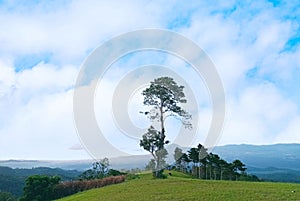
[56,171,300,201]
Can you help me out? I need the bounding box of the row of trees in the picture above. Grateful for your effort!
[173,145,259,181]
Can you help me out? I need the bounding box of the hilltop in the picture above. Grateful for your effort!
[56,171,300,201]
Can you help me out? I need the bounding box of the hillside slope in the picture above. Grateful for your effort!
[57,171,300,201]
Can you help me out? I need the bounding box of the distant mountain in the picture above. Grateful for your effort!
[210,143,300,183]
[212,143,300,170]
[2,144,300,171]
[0,156,152,171]
[247,166,300,183]
[1,143,300,185]
[0,159,93,170]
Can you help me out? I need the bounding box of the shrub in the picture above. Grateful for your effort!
[53,175,126,199]
[126,173,140,181]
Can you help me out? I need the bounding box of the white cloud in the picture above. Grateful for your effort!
[0,0,168,63]
[0,59,15,97]
[221,83,298,145]
[275,116,300,143]
[0,0,300,160]
[0,89,90,160]
[0,61,89,160]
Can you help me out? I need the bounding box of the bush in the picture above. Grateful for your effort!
[125,173,140,181]
[107,169,126,177]
[53,175,126,199]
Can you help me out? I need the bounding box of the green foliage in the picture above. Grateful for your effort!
[0,173,24,197]
[20,175,60,201]
[125,173,140,181]
[187,147,199,177]
[140,126,164,154]
[107,169,126,177]
[142,77,190,121]
[232,159,247,173]
[188,147,199,164]
[139,126,167,178]
[0,191,17,201]
[56,171,300,201]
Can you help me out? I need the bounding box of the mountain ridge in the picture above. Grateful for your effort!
[1,143,299,171]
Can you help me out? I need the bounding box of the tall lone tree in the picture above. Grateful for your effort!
[140,76,191,178]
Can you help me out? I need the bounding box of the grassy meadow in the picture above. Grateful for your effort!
[56,171,300,201]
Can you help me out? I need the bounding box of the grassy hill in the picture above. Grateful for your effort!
[57,171,300,201]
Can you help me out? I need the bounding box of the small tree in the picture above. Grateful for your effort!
[174,147,183,170]
[232,159,247,180]
[20,175,60,201]
[208,153,221,180]
[140,77,192,178]
[93,157,110,179]
[219,159,228,180]
[188,147,199,177]
[140,126,168,177]
[80,158,110,180]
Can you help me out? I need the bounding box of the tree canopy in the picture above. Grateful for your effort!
[20,175,60,201]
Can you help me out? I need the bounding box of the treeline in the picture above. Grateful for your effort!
[0,166,81,197]
[20,175,125,201]
[20,158,127,201]
[171,144,260,181]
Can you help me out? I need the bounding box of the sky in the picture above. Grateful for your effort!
[0,0,300,160]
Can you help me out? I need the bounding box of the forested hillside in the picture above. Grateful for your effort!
[0,166,81,197]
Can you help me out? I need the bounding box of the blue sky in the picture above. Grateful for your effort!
[0,0,300,160]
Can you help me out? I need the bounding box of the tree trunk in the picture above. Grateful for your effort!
[220,168,223,180]
[154,105,164,178]
[160,105,164,140]
[205,165,208,180]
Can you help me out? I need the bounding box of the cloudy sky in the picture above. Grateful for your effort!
[0,0,299,160]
